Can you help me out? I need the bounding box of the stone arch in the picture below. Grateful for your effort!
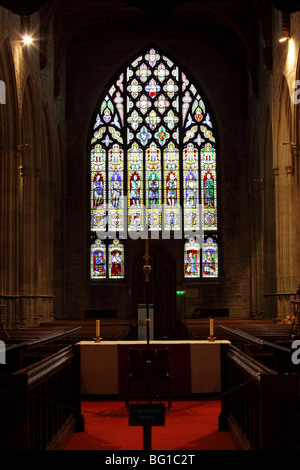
[274,74,294,321]
[20,75,39,325]
[53,124,65,316]
[39,104,54,320]
[261,105,276,317]
[293,47,300,301]
[0,38,20,328]
[249,120,262,316]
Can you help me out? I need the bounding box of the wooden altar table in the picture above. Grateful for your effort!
[78,340,230,396]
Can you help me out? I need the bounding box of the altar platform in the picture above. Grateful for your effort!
[78,340,230,397]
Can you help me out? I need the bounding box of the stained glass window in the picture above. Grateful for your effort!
[164,142,180,231]
[91,144,106,231]
[128,143,143,231]
[184,238,201,278]
[109,144,124,232]
[183,143,200,232]
[146,142,162,231]
[109,239,124,279]
[202,237,218,278]
[90,47,219,279]
[91,239,106,279]
[201,143,217,231]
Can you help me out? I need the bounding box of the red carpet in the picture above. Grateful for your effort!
[66,399,237,451]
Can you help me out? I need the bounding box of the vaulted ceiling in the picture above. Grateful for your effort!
[1,0,300,16]
[43,0,274,100]
[1,0,299,100]
[1,1,298,72]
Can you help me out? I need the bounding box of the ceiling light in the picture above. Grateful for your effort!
[23,35,33,45]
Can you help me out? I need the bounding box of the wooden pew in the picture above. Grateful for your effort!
[3,326,82,372]
[39,318,136,341]
[179,317,295,343]
[218,328,299,450]
[0,329,84,450]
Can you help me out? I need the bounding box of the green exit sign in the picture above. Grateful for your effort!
[176,290,185,296]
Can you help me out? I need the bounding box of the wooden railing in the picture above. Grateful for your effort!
[0,334,84,449]
[218,328,299,450]
[219,325,295,373]
[2,326,82,372]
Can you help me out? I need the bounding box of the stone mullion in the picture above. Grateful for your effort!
[39,164,54,322]
[39,109,56,322]
[0,108,6,324]
[261,124,276,317]
[249,187,256,317]
[253,181,263,317]
[249,183,257,316]
[296,147,300,296]
[273,152,295,321]
[249,132,263,318]
[257,181,264,316]
[6,136,19,327]
[0,109,19,328]
[272,165,283,320]
[20,149,40,326]
[285,164,295,295]
[53,132,65,318]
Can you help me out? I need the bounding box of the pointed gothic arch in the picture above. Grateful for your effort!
[0,38,20,328]
[274,74,294,321]
[250,121,262,316]
[88,45,219,282]
[39,104,54,317]
[262,106,276,316]
[53,124,65,315]
[20,75,39,325]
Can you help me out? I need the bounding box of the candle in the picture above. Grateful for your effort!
[210,318,214,337]
[96,320,100,338]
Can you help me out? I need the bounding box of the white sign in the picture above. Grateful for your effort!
[138,304,154,340]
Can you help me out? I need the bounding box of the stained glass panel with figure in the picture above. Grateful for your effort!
[89,47,219,279]
[202,237,218,278]
[109,239,124,279]
[184,238,201,278]
[91,239,106,279]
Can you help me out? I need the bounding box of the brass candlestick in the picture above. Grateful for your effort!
[94,336,102,343]
[143,239,151,359]
[208,319,215,342]
[94,320,102,343]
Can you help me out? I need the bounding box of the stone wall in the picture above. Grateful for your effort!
[1,4,299,330]
[63,24,251,322]
[0,7,66,327]
[248,10,300,321]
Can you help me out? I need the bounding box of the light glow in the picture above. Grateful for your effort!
[23,35,33,45]
[287,38,296,71]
